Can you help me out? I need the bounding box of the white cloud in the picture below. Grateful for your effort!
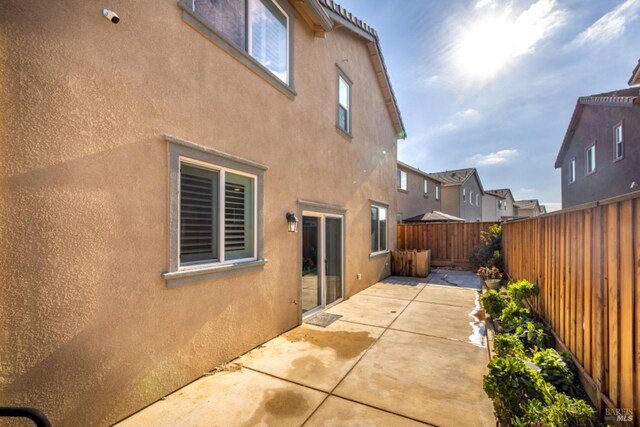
[542,202,561,212]
[475,0,497,9]
[469,149,519,165]
[572,0,640,46]
[433,108,483,135]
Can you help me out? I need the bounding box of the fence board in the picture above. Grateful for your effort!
[502,192,640,426]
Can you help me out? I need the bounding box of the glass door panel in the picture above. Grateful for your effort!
[302,216,321,313]
[325,217,343,306]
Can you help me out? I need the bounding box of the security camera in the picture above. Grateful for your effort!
[103,9,120,24]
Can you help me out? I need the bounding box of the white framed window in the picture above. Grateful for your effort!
[476,194,480,206]
[424,179,428,195]
[569,158,576,184]
[586,144,596,175]
[435,185,440,201]
[337,68,352,135]
[192,0,290,84]
[462,188,466,202]
[397,170,408,191]
[162,136,266,287]
[470,190,474,205]
[614,123,624,161]
[370,204,388,254]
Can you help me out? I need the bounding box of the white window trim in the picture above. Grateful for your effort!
[435,185,440,201]
[614,122,624,161]
[370,203,389,256]
[462,188,466,202]
[247,0,290,85]
[569,157,576,184]
[424,179,428,196]
[397,170,408,191]
[586,144,596,175]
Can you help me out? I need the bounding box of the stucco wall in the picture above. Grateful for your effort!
[560,104,640,208]
[396,167,440,220]
[0,1,399,425]
[482,194,500,222]
[459,177,483,222]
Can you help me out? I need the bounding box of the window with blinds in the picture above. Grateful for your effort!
[179,164,255,266]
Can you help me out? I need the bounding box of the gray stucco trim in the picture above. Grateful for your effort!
[178,0,297,99]
[298,199,347,214]
[163,260,268,288]
[369,250,390,259]
[369,199,389,208]
[162,136,266,286]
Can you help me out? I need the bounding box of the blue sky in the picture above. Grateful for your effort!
[338,0,640,211]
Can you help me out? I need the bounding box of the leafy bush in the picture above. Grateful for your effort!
[469,224,503,270]
[499,302,533,333]
[493,334,525,358]
[481,290,509,318]
[483,356,553,420]
[512,393,595,427]
[515,320,555,351]
[532,349,580,397]
[507,280,540,307]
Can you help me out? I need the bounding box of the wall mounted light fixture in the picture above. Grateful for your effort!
[286,212,299,233]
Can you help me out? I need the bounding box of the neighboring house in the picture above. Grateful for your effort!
[404,210,465,223]
[428,168,484,222]
[629,58,640,86]
[539,205,547,215]
[485,188,517,220]
[514,199,542,218]
[555,87,640,208]
[482,191,506,222]
[396,161,442,222]
[1,1,405,425]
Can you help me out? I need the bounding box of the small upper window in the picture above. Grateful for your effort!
[424,179,428,195]
[397,170,408,191]
[337,68,352,135]
[193,0,290,84]
[462,188,466,202]
[614,123,623,161]
[586,144,596,175]
[569,158,576,183]
[476,194,480,206]
[470,190,474,205]
[435,185,440,201]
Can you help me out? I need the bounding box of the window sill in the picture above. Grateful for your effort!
[178,1,296,99]
[336,126,353,141]
[162,259,267,288]
[397,189,408,193]
[369,251,390,259]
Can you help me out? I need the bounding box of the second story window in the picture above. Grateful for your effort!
[337,67,352,136]
[476,194,480,206]
[424,179,428,195]
[569,158,576,183]
[435,185,440,201]
[462,188,466,202]
[397,170,407,191]
[586,144,596,175]
[614,123,624,161]
[470,190,474,205]
[193,0,290,84]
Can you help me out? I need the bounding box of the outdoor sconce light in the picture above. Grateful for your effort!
[286,212,299,233]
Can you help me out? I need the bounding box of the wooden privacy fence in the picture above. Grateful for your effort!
[397,222,498,268]
[502,192,640,425]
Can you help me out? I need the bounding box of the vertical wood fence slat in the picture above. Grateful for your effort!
[502,193,639,426]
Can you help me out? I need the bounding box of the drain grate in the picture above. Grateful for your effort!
[305,313,343,328]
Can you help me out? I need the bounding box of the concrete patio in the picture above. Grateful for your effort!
[117,273,495,426]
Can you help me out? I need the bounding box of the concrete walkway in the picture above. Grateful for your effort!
[117,273,495,426]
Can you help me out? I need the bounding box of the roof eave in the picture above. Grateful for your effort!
[629,60,640,86]
[292,0,333,34]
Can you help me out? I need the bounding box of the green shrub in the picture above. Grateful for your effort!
[483,355,553,420]
[499,302,533,333]
[481,290,509,318]
[469,224,503,270]
[494,334,525,358]
[532,349,581,397]
[515,320,555,351]
[512,393,595,427]
[507,280,539,307]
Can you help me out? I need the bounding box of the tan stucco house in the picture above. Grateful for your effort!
[483,188,517,221]
[396,161,442,222]
[428,168,485,222]
[0,0,406,425]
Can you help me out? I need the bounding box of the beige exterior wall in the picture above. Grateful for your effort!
[482,194,500,222]
[440,185,460,218]
[396,166,441,221]
[0,1,399,425]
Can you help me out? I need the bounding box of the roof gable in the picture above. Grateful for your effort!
[428,168,485,194]
[629,58,640,86]
[486,188,514,202]
[398,161,442,183]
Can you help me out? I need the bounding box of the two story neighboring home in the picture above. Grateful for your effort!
[396,161,442,222]
[429,168,484,222]
[555,87,640,208]
[482,190,506,222]
[484,188,517,220]
[1,1,405,425]
[514,199,542,218]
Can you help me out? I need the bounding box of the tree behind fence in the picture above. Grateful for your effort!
[502,192,639,425]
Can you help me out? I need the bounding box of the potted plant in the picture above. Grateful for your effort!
[477,266,503,290]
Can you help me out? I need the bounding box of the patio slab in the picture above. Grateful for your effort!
[117,367,326,427]
[358,281,425,301]
[390,300,479,342]
[333,329,494,427]
[414,283,477,307]
[325,293,410,328]
[238,321,384,392]
[304,396,430,426]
